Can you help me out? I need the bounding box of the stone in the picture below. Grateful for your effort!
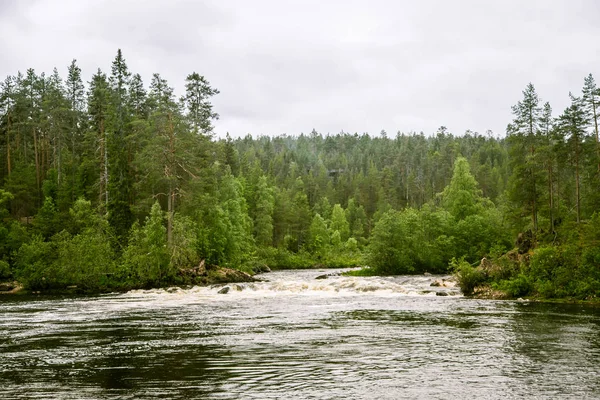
[436,291,449,296]
[0,283,15,292]
[218,286,230,294]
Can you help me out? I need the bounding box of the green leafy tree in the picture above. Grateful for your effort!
[123,202,170,286]
[330,203,350,241]
[254,176,274,247]
[308,213,329,254]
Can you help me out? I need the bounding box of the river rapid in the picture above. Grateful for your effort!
[1,269,599,399]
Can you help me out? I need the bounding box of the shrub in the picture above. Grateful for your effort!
[496,274,533,298]
[452,258,485,295]
[0,260,11,280]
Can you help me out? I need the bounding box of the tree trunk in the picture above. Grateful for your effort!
[548,163,554,233]
[33,129,41,204]
[57,128,62,185]
[104,123,109,207]
[166,112,175,247]
[575,137,581,225]
[592,100,600,172]
[6,112,11,176]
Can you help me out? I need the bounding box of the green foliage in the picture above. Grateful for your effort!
[169,215,199,271]
[254,176,274,247]
[2,54,600,297]
[308,213,329,253]
[366,210,416,274]
[441,157,484,220]
[330,204,350,241]
[123,202,170,287]
[16,235,58,290]
[495,274,533,298]
[0,260,11,280]
[451,258,485,296]
[34,197,59,239]
[195,172,254,267]
[54,228,116,291]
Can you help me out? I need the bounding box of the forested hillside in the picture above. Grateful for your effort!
[1,50,599,298]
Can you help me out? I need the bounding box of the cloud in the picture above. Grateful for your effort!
[1,0,599,138]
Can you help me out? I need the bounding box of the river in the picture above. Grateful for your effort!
[1,269,599,399]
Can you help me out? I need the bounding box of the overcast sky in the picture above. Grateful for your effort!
[1,0,599,138]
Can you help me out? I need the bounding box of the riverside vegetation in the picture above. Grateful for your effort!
[0,50,599,299]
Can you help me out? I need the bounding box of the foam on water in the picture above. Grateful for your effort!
[124,269,461,300]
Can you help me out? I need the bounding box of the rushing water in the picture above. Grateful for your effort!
[1,269,600,399]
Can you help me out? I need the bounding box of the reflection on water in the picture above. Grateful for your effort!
[1,269,599,399]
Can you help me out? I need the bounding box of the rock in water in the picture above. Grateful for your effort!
[436,291,449,296]
[218,286,230,294]
[208,267,257,284]
[0,283,15,292]
[315,274,328,280]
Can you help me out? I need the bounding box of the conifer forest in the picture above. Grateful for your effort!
[1,50,599,300]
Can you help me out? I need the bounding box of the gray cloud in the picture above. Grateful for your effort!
[1,0,599,138]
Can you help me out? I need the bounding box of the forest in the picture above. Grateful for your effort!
[0,49,599,299]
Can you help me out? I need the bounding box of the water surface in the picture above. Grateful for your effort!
[1,269,599,399]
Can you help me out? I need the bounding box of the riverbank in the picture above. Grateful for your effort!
[0,264,259,296]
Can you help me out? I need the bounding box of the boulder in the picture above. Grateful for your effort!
[436,291,449,296]
[207,267,257,284]
[252,264,272,274]
[218,286,230,294]
[0,282,23,294]
[315,274,329,280]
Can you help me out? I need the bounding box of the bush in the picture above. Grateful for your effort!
[16,235,60,290]
[452,258,485,295]
[529,246,561,282]
[496,274,533,298]
[0,260,11,280]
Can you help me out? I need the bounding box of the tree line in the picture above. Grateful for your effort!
[0,50,599,298]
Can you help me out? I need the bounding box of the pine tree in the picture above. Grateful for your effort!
[557,94,589,224]
[0,76,16,179]
[538,102,555,232]
[507,83,543,231]
[183,72,219,135]
[582,74,600,172]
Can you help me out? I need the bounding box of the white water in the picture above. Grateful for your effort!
[125,269,460,300]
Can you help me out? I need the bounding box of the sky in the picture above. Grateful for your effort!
[1,0,599,138]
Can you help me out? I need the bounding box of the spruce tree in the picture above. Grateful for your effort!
[107,49,133,246]
[507,83,543,231]
[557,94,589,224]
